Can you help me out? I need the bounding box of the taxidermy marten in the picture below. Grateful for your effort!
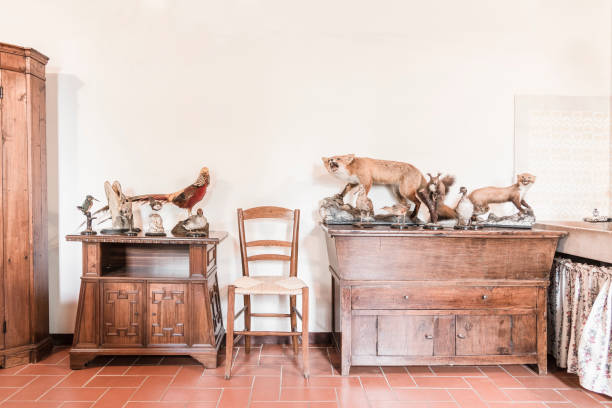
[422,173,456,223]
[322,154,427,219]
[469,173,536,216]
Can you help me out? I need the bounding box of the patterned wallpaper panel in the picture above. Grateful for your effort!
[514,96,611,221]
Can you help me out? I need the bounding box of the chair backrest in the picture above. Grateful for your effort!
[237,206,300,278]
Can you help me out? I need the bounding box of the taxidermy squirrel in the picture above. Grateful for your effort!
[468,173,536,216]
[422,173,456,223]
[322,154,427,220]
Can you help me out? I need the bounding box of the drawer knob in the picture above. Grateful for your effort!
[457,333,466,339]
[403,295,409,300]
[424,334,433,339]
[482,295,488,300]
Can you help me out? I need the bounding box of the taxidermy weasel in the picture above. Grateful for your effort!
[322,154,427,219]
[422,173,456,223]
[468,173,536,216]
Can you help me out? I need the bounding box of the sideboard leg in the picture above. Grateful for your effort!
[536,287,548,375]
[191,353,217,369]
[70,352,96,370]
[340,285,351,376]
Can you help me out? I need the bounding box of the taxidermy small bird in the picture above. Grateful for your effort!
[130,167,210,217]
[455,187,474,226]
[77,195,99,214]
[381,204,409,225]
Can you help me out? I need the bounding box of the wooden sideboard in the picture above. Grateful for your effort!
[322,225,565,376]
[66,232,227,369]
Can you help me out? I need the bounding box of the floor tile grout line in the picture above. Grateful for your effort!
[245,373,256,408]
[28,371,68,402]
[0,385,23,404]
[154,361,189,404]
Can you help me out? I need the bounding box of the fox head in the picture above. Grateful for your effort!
[517,173,536,186]
[321,154,356,174]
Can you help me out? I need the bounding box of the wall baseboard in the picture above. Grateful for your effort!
[50,332,333,347]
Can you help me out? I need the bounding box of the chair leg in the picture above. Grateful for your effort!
[290,294,298,354]
[225,285,236,380]
[301,287,309,379]
[244,294,251,353]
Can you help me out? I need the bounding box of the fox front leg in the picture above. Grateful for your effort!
[520,199,531,210]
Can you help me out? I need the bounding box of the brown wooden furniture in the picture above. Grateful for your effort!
[66,232,227,369]
[322,225,566,376]
[0,42,51,368]
[225,207,309,379]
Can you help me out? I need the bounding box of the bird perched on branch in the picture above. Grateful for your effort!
[130,167,210,217]
[77,195,99,215]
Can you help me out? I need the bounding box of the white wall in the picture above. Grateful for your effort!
[0,0,610,333]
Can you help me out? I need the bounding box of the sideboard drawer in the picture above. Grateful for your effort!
[351,286,536,310]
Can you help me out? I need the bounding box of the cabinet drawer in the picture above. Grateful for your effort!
[351,286,536,310]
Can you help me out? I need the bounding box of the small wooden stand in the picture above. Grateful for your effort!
[66,232,227,369]
[322,225,566,376]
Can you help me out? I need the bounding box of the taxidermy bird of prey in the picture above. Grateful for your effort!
[77,195,99,214]
[130,167,210,216]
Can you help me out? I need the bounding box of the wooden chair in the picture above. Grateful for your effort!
[225,206,309,379]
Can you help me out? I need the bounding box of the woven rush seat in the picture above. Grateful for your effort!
[233,276,307,295]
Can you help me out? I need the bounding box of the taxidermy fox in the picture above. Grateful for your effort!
[468,173,536,215]
[322,154,427,219]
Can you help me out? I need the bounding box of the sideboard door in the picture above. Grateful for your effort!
[456,315,512,355]
[378,315,435,356]
[148,283,189,346]
[102,282,144,347]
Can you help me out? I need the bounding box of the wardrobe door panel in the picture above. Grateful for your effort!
[28,75,48,342]
[2,70,30,349]
[0,66,4,351]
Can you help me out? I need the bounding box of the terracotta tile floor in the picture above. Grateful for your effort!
[0,346,611,407]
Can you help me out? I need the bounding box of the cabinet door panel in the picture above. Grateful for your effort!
[102,282,144,346]
[512,313,537,354]
[352,315,377,356]
[148,283,188,345]
[2,70,30,349]
[378,315,434,356]
[456,315,511,355]
[0,67,3,351]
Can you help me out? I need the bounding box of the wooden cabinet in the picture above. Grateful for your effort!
[0,42,52,368]
[66,233,227,369]
[323,225,565,375]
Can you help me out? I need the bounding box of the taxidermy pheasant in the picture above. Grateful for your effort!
[130,167,210,217]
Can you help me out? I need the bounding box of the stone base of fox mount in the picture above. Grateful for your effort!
[318,195,425,225]
[476,208,536,229]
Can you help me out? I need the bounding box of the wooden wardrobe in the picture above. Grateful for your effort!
[0,42,51,368]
